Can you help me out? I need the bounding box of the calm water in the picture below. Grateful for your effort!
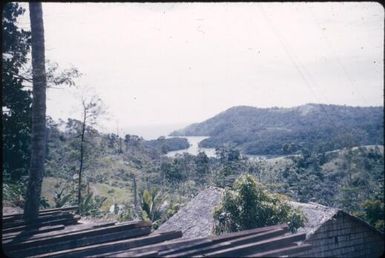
[165,136,217,158]
[120,124,216,157]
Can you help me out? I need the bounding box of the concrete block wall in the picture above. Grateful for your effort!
[296,212,384,257]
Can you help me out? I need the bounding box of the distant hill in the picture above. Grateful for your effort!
[170,104,384,155]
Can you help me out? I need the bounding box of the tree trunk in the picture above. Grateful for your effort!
[78,111,86,212]
[133,175,137,209]
[119,137,122,153]
[24,2,47,224]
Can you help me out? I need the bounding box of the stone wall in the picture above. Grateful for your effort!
[296,211,384,258]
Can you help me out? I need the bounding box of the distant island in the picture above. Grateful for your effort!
[170,103,384,155]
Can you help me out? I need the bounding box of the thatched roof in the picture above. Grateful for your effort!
[288,201,339,236]
[156,186,224,239]
[289,201,385,240]
[156,188,349,239]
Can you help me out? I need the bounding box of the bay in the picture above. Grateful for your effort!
[165,136,216,158]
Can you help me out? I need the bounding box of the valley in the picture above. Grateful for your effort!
[3,3,384,255]
[4,103,384,233]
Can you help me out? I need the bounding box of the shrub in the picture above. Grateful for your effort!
[117,204,135,222]
[3,181,26,208]
[213,174,305,235]
[139,188,166,227]
[79,192,107,217]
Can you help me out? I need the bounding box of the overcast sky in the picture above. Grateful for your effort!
[18,2,383,136]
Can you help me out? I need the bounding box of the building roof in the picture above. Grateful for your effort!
[4,190,379,257]
[156,187,383,240]
[288,201,339,237]
[289,201,384,239]
[156,186,224,239]
[2,206,311,257]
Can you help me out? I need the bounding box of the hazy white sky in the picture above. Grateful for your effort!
[19,2,383,135]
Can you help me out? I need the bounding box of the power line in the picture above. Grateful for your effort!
[257,4,337,127]
[257,5,321,105]
[307,5,369,105]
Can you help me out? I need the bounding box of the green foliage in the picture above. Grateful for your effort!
[136,188,183,229]
[40,197,50,209]
[4,180,50,209]
[216,147,241,163]
[45,118,102,181]
[213,174,305,235]
[172,104,383,155]
[43,118,212,217]
[39,112,383,232]
[79,191,107,217]
[3,181,27,208]
[165,199,181,219]
[284,151,327,203]
[139,188,167,229]
[2,3,81,184]
[249,145,384,231]
[160,158,189,184]
[211,147,248,187]
[362,199,384,232]
[117,205,135,222]
[195,152,210,176]
[176,180,199,197]
[144,137,190,154]
[2,2,32,183]
[52,181,74,208]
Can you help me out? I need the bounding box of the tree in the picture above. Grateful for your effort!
[131,173,138,212]
[2,2,32,183]
[77,94,105,211]
[213,174,305,235]
[115,122,123,153]
[160,160,181,184]
[362,199,384,232]
[45,118,78,180]
[2,2,79,189]
[23,2,47,223]
[195,151,209,176]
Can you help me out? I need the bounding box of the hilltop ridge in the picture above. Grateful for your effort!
[170,104,383,155]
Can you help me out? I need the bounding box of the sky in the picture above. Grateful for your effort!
[17,2,384,138]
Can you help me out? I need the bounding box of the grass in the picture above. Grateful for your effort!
[42,176,133,212]
[91,182,133,211]
[41,177,67,205]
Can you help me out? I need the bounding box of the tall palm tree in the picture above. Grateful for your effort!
[24,2,47,224]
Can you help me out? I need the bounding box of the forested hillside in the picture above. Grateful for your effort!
[171,104,384,155]
[253,145,384,230]
[4,114,384,231]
